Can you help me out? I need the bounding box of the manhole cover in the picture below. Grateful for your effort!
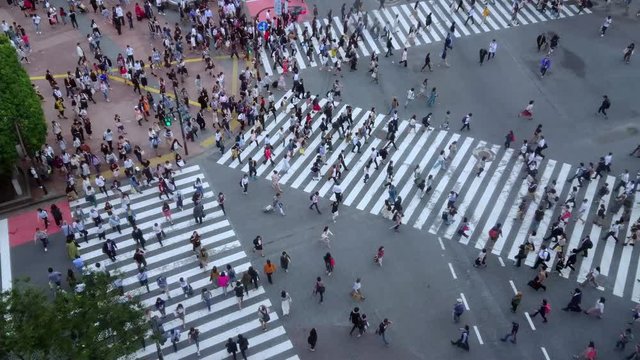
[626,127,639,135]
[473,146,495,161]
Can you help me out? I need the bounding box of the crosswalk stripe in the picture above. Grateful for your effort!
[165,322,284,359]
[69,165,202,207]
[255,1,587,73]
[395,129,437,220]
[419,2,449,39]
[370,125,428,215]
[353,122,411,209]
[430,141,490,234]
[414,135,470,229]
[399,4,431,44]
[300,109,367,192]
[296,107,364,190]
[598,177,621,276]
[615,197,640,297]
[503,163,569,258]
[279,104,347,184]
[326,138,382,198]
[391,6,421,47]
[440,143,499,238]
[468,155,526,248]
[460,151,518,246]
[216,92,640,302]
[561,178,600,278]
[134,298,273,357]
[402,130,448,222]
[488,160,556,253]
[73,164,297,359]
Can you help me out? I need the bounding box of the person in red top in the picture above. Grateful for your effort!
[573,341,596,360]
[263,146,275,166]
[134,3,145,20]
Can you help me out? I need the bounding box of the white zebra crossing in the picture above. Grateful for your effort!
[218,93,640,303]
[258,0,591,74]
[70,166,297,359]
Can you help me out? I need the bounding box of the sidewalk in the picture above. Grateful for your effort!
[1,2,251,210]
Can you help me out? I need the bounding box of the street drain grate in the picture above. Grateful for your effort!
[473,146,496,161]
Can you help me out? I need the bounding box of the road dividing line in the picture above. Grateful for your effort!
[509,280,518,295]
[448,263,457,279]
[498,257,505,267]
[524,312,537,331]
[541,347,551,360]
[473,326,484,345]
[438,237,445,250]
[460,293,470,311]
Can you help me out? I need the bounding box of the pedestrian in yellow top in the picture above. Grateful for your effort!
[481,6,490,24]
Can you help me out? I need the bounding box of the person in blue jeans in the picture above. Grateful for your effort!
[377,318,393,346]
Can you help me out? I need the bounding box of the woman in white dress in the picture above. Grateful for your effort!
[281,290,292,317]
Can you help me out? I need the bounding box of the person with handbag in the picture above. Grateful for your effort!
[258,305,270,331]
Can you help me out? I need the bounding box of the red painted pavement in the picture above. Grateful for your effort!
[8,200,71,247]
[245,0,309,21]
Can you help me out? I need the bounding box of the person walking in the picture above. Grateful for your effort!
[280,251,292,273]
[349,307,362,336]
[460,113,472,131]
[321,226,334,248]
[253,235,264,256]
[624,43,635,64]
[313,277,326,303]
[376,318,393,346]
[170,328,181,352]
[258,304,270,331]
[563,288,583,312]
[351,278,366,301]
[500,322,519,344]
[308,328,318,351]
[237,334,249,359]
[193,201,205,224]
[573,341,597,360]
[616,328,633,351]
[487,40,497,60]
[530,299,551,323]
[263,259,276,284]
[37,208,50,229]
[453,298,465,323]
[511,292,523,313]
[226,338,238,360]
[281,290,292,316]
[188,327,201,356]
[600,16,612,36]
[450,324,470,351]
[157,275,171,299]
[309,192,322,214]
[540,55,551,78]
[597,95,611,119]
[323,252,335,275]
[34,228,49,252]
[584,297,605,318]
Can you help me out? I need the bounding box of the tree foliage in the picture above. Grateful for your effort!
[0,273,148,360]
[0,35,47,176]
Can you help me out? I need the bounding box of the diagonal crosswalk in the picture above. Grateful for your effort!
[258,0,591,75]
[219,92,640,303]
[70,165,298,360]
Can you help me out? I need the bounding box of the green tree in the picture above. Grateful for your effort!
[0,274,149,360]
[0,35,47,176]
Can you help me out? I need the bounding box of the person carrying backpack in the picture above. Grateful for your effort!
[532,245,551,270]
[453,299,465,323]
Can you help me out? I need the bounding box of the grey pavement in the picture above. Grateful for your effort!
[6,0,640,359]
